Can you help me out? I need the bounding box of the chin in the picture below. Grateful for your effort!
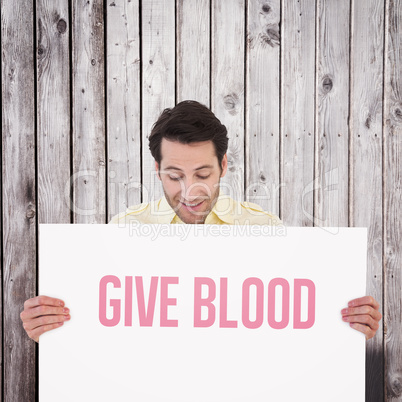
[179,211,208,224]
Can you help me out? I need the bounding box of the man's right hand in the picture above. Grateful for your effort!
[20,296,71,342]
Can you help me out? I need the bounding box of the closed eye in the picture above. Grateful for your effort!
[169,175,182,181]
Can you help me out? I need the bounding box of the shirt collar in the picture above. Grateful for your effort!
[150,197,177,224]
[207,195,234,224]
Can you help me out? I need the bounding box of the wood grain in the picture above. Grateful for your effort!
[1,0,37,400]
[0,1,400,400]
[177,0,210,106]
[350,1,385,400]
[315,0,349,228]
[281,0,315,226]
[211,0,245,201]
[246,0,280,214]
[384,1,402,400]
[71,0,106,223]
[37,0,70,224]
[141,0,175,202]
[106,0,141,219]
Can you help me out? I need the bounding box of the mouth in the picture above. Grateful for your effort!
[180,200,205,211]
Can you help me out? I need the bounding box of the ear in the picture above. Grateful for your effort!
[155,161,161,180]
[220,154,228,178]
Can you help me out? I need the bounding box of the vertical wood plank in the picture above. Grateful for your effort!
[315,0,349,228]
[211,0,245,201]
[246,0,280,214]
[384,1,402,400]
[142,0,175,202]
[176,0,210,106]
[350,1,385,400]
[37,0,70,224]
[1,0,36,400]
[281,0,315,226]
[107,0,141,220]
[71,0,106,223]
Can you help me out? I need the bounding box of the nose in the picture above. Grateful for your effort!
[180,178,209,201]
[181,178,197,201]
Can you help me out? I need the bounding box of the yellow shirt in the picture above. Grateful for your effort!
[109,195,282,225]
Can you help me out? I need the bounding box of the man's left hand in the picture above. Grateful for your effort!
[341,296,382,340]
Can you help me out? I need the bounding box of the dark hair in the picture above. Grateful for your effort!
[148,100,229,166]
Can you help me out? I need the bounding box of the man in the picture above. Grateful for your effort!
[21,100,381,342]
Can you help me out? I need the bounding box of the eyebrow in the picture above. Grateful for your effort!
[164,164,214,172]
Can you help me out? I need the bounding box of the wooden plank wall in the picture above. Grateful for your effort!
[351,0,385,398]
[384,2,402,400]
[1,1,401,401]
[2,1,37,401]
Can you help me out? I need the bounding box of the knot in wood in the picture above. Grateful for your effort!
[262,3,271,13]
[110,1,116,5]
[226,157,236,172]
[26,205,36,219]
[322,76,333,93]
[392,104,402,122]
[267,28,280,45]
[389,375,402,397]
[223,93,239,115]
[8,68,15,81]
[37,45,45,57]
[261,25,280,47]
[91,59,96,66]
[259,172,266,182]
[365,115,372,129]
[57,19,67,34]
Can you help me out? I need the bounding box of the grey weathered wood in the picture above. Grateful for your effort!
[71,0,106,223]
[1,1,402,400]
[1,0,37,400]
[176,0,210,106]
[281,0,315,226]
[350,1,385,400]
[315,0,349,228]
[37,0,70,224]
[141,0,175,202]
[384,1,402,400]
[106,0,141,220]
[246,0,280,214]
[211,0,245,201]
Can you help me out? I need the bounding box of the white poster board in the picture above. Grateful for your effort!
[39,224,366,402]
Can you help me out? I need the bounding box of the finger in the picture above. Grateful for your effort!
[342,314,380,331]
[24,295,65,310]
[27,322,65,343]
[23,314,71,331]
[349,322,376,340]
[341,306,382,321]
[347,296,379,310]
[21,305,69,320]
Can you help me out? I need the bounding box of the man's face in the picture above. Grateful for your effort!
[156,139,227,224]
